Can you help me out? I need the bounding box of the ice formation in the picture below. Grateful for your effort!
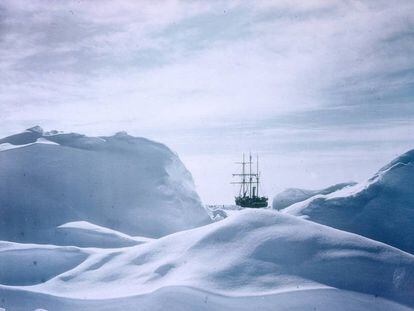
[0,127,211,243]
[283,149,414,254]
[272,182,356,210]
[0,128,413,311]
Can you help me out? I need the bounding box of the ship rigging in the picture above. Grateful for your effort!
[232,153,268,208]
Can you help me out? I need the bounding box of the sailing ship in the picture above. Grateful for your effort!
[232,153,268,208]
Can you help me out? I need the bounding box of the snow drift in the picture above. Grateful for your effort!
[1,127,413,310]
[0,241,88,286]
[0,127,210,242]
[284,149,414,254]
[1,287,410,311]
[272,182,356,210]
[0,209,413,310]
[54,221,152,248]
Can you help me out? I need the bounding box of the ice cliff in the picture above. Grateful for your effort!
[0,126,211,243]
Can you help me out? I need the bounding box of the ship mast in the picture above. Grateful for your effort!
[232,153,249,197]
[232,154,260,199]
[256,155,259,197]
[232,153,268,208]
[249,153,252,197]
[242,153,246,196]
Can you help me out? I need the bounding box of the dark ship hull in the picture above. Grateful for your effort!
[235,196,268,208]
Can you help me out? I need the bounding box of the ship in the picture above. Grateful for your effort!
[232,153,268,208]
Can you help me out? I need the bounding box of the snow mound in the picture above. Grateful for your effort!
[0,287,411,311]
[0,242,88,286]
[0,210,413,309]
[205,204,244,221]
[0,127,43,145]
[13,209,411,308]
[55,221,152,248]
[0,127,211,242]
[272,182,356,210]
[284,149,414,254]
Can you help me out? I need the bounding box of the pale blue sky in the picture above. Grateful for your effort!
[1,0,413,203]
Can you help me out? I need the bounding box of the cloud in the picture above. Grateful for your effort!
[1,1,413,129]
[1,0,413,201]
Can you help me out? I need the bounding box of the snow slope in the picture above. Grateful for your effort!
[54,221,152,248]
[1,210,412,310]
[0,242,88,286]
[0,127,211,242]
[1,128,413,310]
[284,149,414,254]
[272,182,356,210]
[0,287,411,311]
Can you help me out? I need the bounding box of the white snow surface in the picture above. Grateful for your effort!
[55,221,152,248]
[1,128,413,310]
[0,209,413,310]
[283,149,414,254]
[272,182,356,210]
[0,127,211,242]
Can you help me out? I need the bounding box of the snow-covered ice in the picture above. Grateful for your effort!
[0,128,413,310]
[273,182,356,210]
[283,149,414,254]
[0,127,211,243]
[0,210,413,310]
[55,221,152,248]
